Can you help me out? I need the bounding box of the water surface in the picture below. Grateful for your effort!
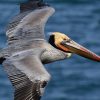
[0,0,100,100]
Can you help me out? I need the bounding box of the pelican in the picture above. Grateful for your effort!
[0,0,100,100]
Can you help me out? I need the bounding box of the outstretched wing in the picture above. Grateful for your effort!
[3,1,53,100]
[6,6,55,43]
[3,50,50,100]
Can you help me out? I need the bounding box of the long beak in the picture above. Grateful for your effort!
[61,40,100,62]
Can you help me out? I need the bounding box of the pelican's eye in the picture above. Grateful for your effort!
[64,39,72,43]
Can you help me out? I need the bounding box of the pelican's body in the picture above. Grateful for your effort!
[1,4,70,100]
[0,0,100,100]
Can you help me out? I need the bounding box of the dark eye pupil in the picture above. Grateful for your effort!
[66,39,71,43]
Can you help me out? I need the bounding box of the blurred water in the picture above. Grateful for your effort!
[0,0,100,100]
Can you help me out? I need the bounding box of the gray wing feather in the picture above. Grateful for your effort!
[3,60,41,100]
[6,7,55,42]
[3,49,50,100]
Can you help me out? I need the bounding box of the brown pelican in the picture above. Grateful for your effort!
[0,0,100,100]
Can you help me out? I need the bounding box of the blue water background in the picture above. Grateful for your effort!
[0,0,100,100]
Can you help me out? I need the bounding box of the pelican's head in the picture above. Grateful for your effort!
[49,32,100,62]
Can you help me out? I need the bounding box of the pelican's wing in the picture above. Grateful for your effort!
[20,0,44,12]
[3,51,50,100]
[6,6,55,40]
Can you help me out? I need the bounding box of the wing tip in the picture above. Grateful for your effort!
[20,0,55,13]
